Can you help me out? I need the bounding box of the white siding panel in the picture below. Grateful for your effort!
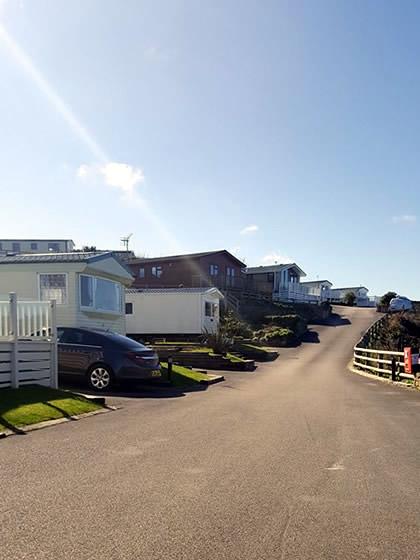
[76,311,126,334]
[126,291,221,335]
[0,264,128,333]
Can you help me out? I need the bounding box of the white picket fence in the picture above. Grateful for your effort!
[0,293,58,389]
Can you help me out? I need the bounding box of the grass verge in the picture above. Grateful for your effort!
[0,385,102,432]
[160,362,213,387]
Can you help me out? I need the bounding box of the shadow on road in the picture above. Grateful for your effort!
[301,330,320,344]
[61,379,208,400]
[301,312,351,344]
[327,313,352,327]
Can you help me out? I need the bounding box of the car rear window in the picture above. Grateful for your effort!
[99,331,148,350]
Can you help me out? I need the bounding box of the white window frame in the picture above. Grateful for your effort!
[205,301,217,318]
[79,274,123,315]
[138,267,145,279]
[38,272,69,305]
[209,264,219,276]
[152,266,163,278]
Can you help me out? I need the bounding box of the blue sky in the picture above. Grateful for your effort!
[0,1,419,297]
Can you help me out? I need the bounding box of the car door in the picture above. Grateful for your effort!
[57,328,74,376]
[58,328,93,377]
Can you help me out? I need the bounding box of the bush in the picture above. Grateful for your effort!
[221,311,253,338]
[343,292,356,306]
[379,291,397,309]
[254,327,296,347]
[201,328,233,354]
[373,312,420,351]
[264,314,307,336]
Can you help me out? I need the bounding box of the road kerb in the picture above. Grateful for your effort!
[199,375,225,385]
[0,405,115,440]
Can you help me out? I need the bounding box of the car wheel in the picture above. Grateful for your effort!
[87,365,113,391]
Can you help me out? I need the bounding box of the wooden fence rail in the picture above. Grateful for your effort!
[353,310,416,382]
[353,346,414,381]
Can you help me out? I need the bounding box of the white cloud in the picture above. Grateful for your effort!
[392,214,417,224]
[240,224,259,235]
[101,162,144,194]
[260,252,293,266]
[77,163,90,179]
[77,161,145,205]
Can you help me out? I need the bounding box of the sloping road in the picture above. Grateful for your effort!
[1,307,420,559]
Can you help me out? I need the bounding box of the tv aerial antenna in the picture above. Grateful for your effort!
[121,233,133,251]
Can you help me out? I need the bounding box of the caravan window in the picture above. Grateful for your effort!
[205,301,216,317]
[125,302,133,315]
[39,273,68,304]
[80,275,122,313]
[152,266,162,278]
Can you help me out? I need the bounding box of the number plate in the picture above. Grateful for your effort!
[152,370,161,377]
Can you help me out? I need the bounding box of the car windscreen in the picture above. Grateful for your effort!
[99,331,148,350]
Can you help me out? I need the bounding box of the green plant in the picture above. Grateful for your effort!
[264,314,307,336]
[221,311,253,338]
[343,292,356,306]
[379,291,397,308]
[254,327,296,347]
[201,327,234,354]
[0,386,102,431]
[373,312,420,351]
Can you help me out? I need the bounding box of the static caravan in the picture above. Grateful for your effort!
[125,287,224,336]
[0,252,133,333]
[329,286,369,307]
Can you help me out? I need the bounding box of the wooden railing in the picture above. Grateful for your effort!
[353,346,414,381]
[353,313,415,381]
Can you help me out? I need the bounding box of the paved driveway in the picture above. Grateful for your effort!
[1,307,419,559]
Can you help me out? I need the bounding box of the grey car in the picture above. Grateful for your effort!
[57,327,161,391]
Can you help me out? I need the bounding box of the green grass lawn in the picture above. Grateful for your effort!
[224,352,248,363]
[160,362,213,387]
[0,385,102,432]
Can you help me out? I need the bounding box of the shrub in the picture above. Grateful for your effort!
[379,291,397,309]
[373,312,420,351]
[264,314,307,336]
[254,327,296,347]
[343,292,356,306]
[201,328,233,354]
[221,311,254,338]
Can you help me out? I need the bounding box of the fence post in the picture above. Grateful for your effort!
[391,356,396,382]
[9,292,19,389]
[167,356,173,383]
[50,300,58,389]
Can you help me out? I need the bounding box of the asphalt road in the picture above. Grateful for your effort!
[1,307,420,559]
